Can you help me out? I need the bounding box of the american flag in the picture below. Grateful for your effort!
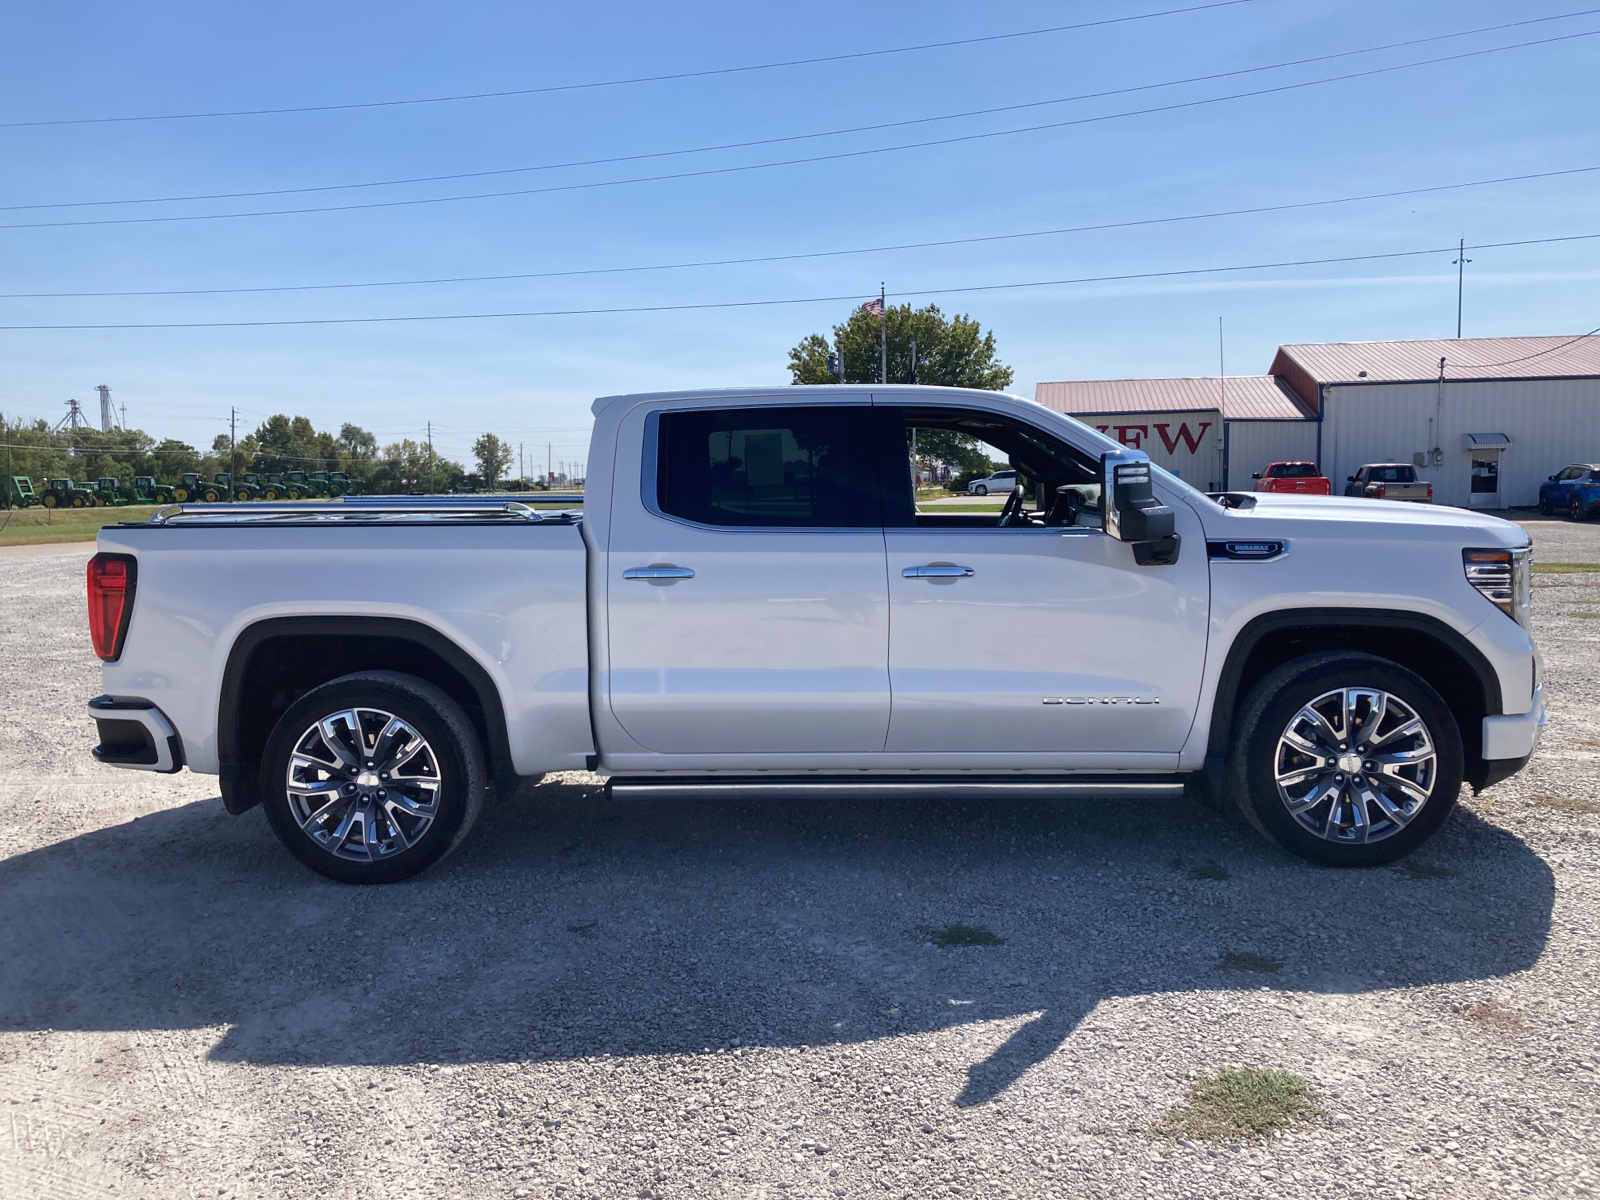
[860,297,884,318]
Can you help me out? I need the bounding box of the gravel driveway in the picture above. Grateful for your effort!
[2,520,1598,1200]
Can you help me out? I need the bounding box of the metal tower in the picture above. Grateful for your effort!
[54,397,90,432]
[96,384,115,431]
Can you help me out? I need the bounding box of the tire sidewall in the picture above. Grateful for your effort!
[259,673,483,884]
[1231,653,1463,867]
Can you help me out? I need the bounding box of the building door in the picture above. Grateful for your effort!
[1468,450,1502,509]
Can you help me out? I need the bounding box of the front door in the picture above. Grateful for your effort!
[1468,450,1502,509]
[881,404,1210,759]
[605,402,891,755]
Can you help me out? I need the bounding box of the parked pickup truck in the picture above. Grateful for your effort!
[87,385,1543,883]
[1344,463,1434,503]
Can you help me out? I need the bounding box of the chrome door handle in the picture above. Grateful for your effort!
[623,565,695,580]
[902,564,975,578]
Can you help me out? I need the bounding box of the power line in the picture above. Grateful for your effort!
[6,30,1597,232]
[1452,326,1600,370]
[0,0,1261,130]
[6,164,1594,300]
[3,232,1593,331]
[11,10,1595,214]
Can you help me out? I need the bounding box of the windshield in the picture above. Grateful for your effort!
[1272,463,1317,477]
[1368,466,1414,482]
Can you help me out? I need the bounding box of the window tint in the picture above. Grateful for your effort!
[656,406,880,527]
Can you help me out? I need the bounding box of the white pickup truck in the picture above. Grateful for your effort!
[86,385,1543,883]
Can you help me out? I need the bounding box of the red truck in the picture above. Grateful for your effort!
[1252,462,1332,495]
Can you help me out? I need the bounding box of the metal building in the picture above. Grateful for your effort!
[1037,335,1600,507]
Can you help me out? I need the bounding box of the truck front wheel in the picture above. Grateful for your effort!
[260,671,486,883]
[1227,651,1461,867]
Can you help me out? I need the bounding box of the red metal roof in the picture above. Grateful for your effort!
[1271,334,1600,386]
[1034,375,1312,421]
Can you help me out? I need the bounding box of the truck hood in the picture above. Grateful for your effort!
[1193,492,1530,549]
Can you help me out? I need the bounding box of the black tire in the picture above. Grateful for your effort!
[973,484,988,496]
[260,671,486,884]
[1226,651,1462,867]
[41,491,58,508]
[1539,494,1553,515]
[1573,497,1586,522]
[70,494,87,508]
[202,488,220,502]
[262,487,279,501]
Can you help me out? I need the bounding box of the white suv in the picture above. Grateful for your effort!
[968,469,1017,496]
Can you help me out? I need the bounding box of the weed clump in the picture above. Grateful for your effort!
[1149,1068,1321,1142]
[1530,794,1600,815]
[922,923,1006,948]
[1462,1001,1530,1033]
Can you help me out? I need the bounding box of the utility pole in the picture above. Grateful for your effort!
[519,442,524,485]
[229,406,238,502]
[547,442,552,487]
[879,283,887,385]
[427,421,435,494]
[910,338,917,385]
[1453,238,1471,339]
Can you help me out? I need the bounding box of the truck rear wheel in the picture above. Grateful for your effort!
[259,671,486,883]
[1227,651,1461,867]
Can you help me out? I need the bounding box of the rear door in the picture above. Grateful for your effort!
[604,402,892,755]
[880,403,1210,759]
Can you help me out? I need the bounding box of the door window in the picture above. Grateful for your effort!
[655,406,880,528]
[1471,457,1500,494]
[887,406,1103,529]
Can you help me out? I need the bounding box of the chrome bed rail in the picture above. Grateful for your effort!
[135,501,579,527]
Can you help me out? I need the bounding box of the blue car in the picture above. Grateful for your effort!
[1539,464,1600,519]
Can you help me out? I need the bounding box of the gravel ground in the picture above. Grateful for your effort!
[2,522,1598,1200]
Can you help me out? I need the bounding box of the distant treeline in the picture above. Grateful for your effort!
[1,413,469,494]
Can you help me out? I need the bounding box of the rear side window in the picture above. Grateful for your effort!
[656,406,880,527]
[1369,466,1413,482]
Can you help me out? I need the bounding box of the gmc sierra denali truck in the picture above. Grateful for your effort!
[85,385,1543,883]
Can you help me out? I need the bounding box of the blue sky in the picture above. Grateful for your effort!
[1,0,1596,469]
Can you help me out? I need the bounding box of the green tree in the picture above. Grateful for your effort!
[472,433,513,488]
[787,303,1014,390]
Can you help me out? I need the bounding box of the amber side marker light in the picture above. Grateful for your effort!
[87,552,137,661]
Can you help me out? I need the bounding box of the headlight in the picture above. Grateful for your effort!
[1463,546,1532,629]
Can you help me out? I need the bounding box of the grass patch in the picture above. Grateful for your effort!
[922,923,1006,948]
[915,503,1007,513]
[1462,1001,1530,1034]
[1529,794,1600,814]
[0,504,161,546]
[1189,862,1230,881]
[1394,860,1455,880]
[1148,1068,1320,1142]
[1532,562,1600,574]
[1216,951,1281,974]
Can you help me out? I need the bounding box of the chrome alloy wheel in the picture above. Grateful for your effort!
[1273,687,1437,845]
[284,707,442,861]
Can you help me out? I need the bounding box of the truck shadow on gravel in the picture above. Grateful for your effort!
[0,780,1553,1107]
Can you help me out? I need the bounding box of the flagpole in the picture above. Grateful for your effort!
[879,282,887,385]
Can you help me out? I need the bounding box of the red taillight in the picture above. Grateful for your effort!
[1425,483,1434,501]
[88,553,136,661]
[1375,484,1387,498]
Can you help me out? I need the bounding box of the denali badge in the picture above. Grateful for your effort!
[1042,696,1160,705]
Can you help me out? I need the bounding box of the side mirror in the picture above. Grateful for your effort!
[1101,449,1175,544]
[1347,476,1356,482]
[1549,475,1559,481]
[1250,472,1261,479]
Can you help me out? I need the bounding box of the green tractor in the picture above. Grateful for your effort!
[325,470,365,496]
[223,472,263,502]
[127,476,165,504]
[6,476,42,508]
[39,478,98,508]
[283,470,328,498]
[92,478,134,506]
[166,472,221,503]
[258,473,310,500]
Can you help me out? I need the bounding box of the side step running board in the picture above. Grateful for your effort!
[605,775,1187,802]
